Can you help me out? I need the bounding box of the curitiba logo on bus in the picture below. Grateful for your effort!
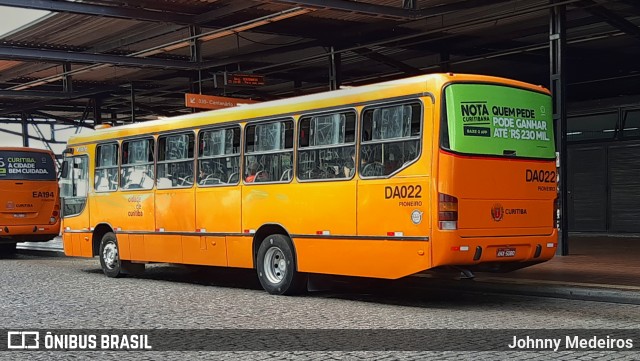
[491,203,504,222]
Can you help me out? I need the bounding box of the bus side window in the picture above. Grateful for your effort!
[198,126,240,186]
[360,102,422,178]
[121,138,155,190]
[297,111,356,181]
[244,120,293,184]
[95,143,119,192]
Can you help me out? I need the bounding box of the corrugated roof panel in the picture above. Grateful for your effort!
[0,60,23,73]
[4,13,141,47]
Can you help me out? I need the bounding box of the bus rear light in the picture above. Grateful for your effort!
[52,203,60,218]
[387,231,404,237]
[547,242,556,248]
[450,246,469,252]
[49,217,56,224]
[438,193,458,230]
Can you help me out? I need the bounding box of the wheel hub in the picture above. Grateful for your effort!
[103,242,118,270]
[264,246,287,284]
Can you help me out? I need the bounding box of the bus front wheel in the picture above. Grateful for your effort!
[99,232,124,278]
[256,234,307,295]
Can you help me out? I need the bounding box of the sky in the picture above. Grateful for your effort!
[0,6,74,154]
[0,123,94,155]
[0,6,50,37]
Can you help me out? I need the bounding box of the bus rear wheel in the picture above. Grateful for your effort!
[256,234,307,295]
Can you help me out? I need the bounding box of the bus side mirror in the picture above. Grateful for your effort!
[61,160,69,178]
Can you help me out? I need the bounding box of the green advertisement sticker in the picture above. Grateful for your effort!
[445,84,555,159]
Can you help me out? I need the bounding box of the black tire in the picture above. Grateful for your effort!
[0,243,17,254]
[99,232,124,278]
[256,234,307,295]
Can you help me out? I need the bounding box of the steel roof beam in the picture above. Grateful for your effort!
[0,86,123,117]
[0,89,81,99]
[194,2,259,25]
[31,111,95,129]
[269,0,510,20]
[617,0,640,16]
[350,47,422,75]
[0,45,198,70]
[577,0,640,42]
[0,0,194,24]
[0,127,66,144]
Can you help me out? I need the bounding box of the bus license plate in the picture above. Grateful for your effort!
[13,213,26,218]
[496,248,516,257]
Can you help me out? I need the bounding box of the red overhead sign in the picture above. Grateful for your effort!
[185,93,258,110]
[227,73,265,86]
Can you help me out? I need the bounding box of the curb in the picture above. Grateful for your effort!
[15,246,65,258]
[408,276,640,305]
[12,245,640,304]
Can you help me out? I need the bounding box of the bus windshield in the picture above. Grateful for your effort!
[442,83,555,159]
[0,149,56,181]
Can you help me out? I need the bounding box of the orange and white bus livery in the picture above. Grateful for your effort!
[0,147,60,253]
[60,73,557,294]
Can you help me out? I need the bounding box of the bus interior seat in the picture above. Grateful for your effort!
[95,175,110,191]
[76,180,88,197]
[199,175,221,185]
[362,162,384,177]
[157,177,172,188]
[280,168,292,181]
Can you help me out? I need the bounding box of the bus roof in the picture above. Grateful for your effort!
[0,147,55,155]
[67,73,549,146]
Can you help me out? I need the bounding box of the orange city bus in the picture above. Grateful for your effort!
[0,147,61,253]
[59,73,557,295]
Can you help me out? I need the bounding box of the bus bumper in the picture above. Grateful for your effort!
[0,223,60,243]
[432,229,558,272]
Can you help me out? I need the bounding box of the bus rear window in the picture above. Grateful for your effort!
[0,150,56,180]
[442,83,555,159]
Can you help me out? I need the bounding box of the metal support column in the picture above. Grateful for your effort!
[189,25,202,113]
[21,112,29,147]
[189,25,202,93]
[328,46,341,91]
[93,97,102,125]
[402,0,417,10]
[130,82,136,123]
[550,2,568,255]
[62,62,73,93]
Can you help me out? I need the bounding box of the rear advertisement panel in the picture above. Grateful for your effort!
[0,150,56,181]
[444,84,555,159]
